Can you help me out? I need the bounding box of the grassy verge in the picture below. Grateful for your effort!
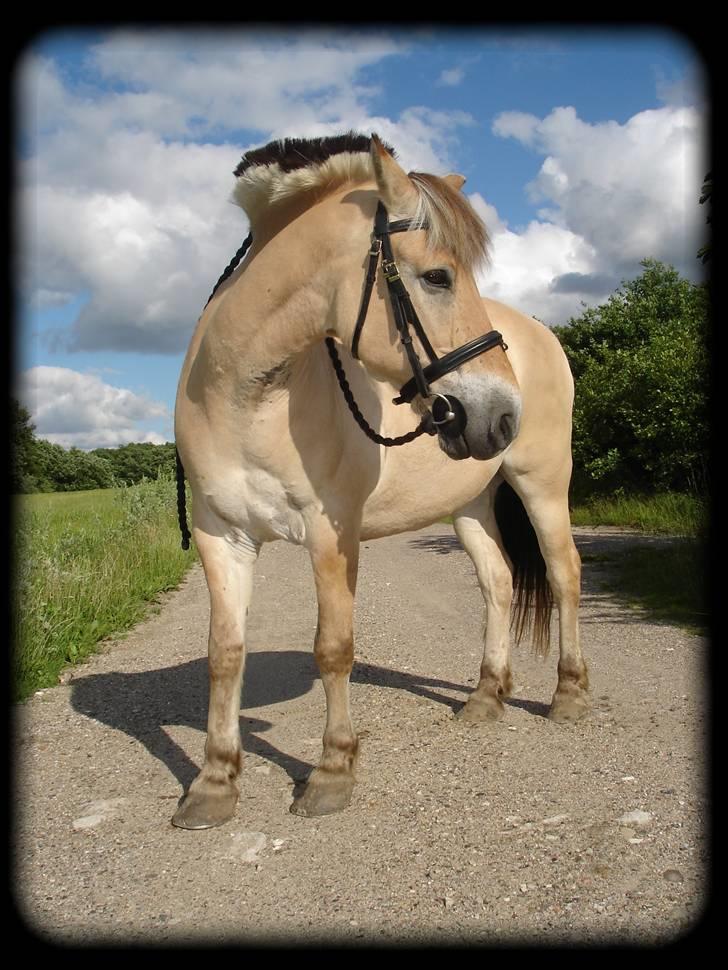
[13,476,197,703]
[570,491,707,537]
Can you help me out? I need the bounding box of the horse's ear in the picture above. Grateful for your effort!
[370,134,418,213]
[444,173,466,192]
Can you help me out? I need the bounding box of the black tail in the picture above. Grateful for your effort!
[175,448,191,551]
[494,480,553,654]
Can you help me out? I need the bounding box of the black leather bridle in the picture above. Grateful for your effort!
[325,201,507,446]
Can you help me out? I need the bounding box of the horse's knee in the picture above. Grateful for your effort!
[314,629,354,675]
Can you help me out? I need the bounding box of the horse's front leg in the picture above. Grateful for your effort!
[453,487,514,722]
[291,519,360,817]
[172,515,259,830]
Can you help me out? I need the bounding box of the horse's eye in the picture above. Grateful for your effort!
[423,269,451,288]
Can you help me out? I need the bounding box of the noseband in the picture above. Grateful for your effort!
[324,201,507,446]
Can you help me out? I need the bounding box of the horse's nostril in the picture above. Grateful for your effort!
[499,412,516,443]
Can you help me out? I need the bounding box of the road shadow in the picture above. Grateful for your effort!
[69,651,478,792]
[68,529,676,799]
[408,534,463,555]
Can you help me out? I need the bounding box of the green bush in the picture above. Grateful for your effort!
[554,260,709,499]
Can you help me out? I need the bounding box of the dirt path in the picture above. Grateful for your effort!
[13,525,709,947]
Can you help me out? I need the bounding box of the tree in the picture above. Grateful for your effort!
[89,442,176,485]
[553,260,709,498]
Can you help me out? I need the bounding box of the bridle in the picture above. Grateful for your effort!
[325,201,507,446]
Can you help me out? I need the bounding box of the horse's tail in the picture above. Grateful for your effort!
[175,448,191,551]
[494,480,553,655]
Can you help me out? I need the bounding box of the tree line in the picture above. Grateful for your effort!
[11,419,177,493]
[11,259,709,501]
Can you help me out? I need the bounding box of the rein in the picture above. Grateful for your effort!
[325,200,507,446]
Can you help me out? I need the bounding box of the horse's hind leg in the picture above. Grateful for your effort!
[172,511,259,830]
[291,519,360,817]
[453,486,514,723]
[506,470,589,722]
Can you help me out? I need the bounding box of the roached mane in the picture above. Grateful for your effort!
[232,132,490,271]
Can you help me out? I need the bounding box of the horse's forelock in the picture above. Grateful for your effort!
[409,172,491,273]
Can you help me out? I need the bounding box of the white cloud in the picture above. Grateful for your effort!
[18,31,478,355]
[492,104,707,284]
[491,110,540,146]
[469,192,606,323]
[18,366,170,450]
[480,102,708,322]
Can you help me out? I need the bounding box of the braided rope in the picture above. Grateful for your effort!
[176,228,431,550]
[325,338,431,447]
[204,234,253,308]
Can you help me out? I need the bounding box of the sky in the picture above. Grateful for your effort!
[14,24,709,450]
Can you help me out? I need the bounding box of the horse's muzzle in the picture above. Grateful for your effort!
[432,387,520,461]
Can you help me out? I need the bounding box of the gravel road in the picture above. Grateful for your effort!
[13,524,709,947]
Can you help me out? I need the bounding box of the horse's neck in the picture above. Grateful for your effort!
[201,248,329,399]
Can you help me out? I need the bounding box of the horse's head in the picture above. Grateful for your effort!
[331,135,521,462]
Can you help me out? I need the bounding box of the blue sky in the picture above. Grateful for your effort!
[15,25,708,449]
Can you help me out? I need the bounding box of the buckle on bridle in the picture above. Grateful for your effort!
[382,258,400,282]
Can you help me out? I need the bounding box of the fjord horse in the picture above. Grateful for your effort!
[174,133,587,828]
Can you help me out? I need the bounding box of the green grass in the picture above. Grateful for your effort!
[570,491,707,538]
[13,476,197,702]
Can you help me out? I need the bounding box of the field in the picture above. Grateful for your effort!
[569,491,707,537]
[13,477,197,702]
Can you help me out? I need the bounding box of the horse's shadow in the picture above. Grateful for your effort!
[70,651,544,792]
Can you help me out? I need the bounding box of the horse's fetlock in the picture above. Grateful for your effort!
[204,742,242,780]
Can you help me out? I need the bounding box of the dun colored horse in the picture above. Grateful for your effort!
[173,133,588,829]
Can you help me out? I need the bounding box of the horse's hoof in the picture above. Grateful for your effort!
[548,693,589,724]
[290,771,354,817]
[171,785,239,830]
[456,694,505,724]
